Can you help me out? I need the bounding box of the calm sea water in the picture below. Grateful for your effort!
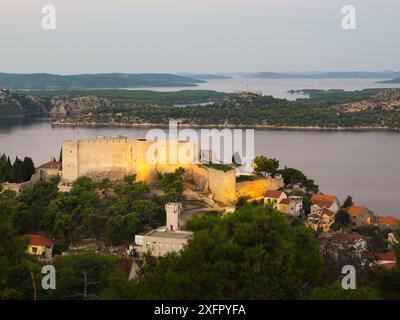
[0,118,399,217]
[126,77,400,100]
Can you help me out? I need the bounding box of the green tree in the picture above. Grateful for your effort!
[133,204,323,299]
[106,213,140,245]
[311,283,380,300]
[332,209,351,230]
[343,195,354,209]
[159,168,185,203]
[253,155,280,177]
[131,199,160,227]
[13,179,59,233]
[22,157,35,182]
[40,252,129,300]
[0,192,41,299]
[10,157,24,182]
[279,167,307,188]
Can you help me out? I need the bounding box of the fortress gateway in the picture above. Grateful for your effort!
[62,136,283,205]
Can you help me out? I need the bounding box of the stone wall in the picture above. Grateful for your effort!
[61,138,282,206]
[190,164,236,205]
[235,178,284,200]
[62,138,196,184]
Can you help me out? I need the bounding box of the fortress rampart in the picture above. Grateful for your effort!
[62,137,195,184]
[62,137,283,205]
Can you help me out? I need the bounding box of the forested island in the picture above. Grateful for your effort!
[0,73,204,90]
[1,87,400,130]
[51,88,400,130]
[380,77,400,84]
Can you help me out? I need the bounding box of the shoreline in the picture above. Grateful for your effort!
[50,121,400,132]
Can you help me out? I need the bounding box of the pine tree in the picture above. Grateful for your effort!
[22,157,36,181]
[10,157,24,183]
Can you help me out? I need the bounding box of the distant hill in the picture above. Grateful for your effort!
[50,88,400,130]
[338,89,400,113]
[0,89,229,118]
[379,77,400,84]
[0,73,204,90]
[182,74,233,80]
[0,89,48,117]
[247,71,400,79]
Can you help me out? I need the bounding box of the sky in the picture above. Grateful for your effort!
[0,0,399,74]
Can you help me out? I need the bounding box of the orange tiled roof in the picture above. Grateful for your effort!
[265,190,284,199]
[25,234,54,247]
[330,232,364,244]
[311,194,337,204]
[279,198,290,205]
[377,216,399,226]
[347,205,368,216]
[375,251,396,261]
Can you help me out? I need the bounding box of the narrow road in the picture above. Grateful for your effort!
[180,207,226,224]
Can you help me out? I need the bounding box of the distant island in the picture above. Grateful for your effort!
[50,88,399,130]
[0,89,229,118]
[246,71,400,79]
[179,73,233,80]
[2,87,400,130]
[0,73,205,90]
[379,77,400,84]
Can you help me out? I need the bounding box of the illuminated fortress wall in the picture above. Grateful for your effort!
[189,165,236,205]
[62,137,283,205]
[62,138,196,184]
[235,178,284,200]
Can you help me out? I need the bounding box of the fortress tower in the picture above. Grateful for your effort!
[165,202,183,231]
[61,136,197,184]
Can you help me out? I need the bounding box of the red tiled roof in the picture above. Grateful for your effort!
[377,216,399,226]
[265,190,284,199]
[329,232,364,245]
[347,205,368,216]
[25,234,54,247]
[374,251,396,262]
[39,161,62,170]
[311,194,337,204]
[279,198,290,205]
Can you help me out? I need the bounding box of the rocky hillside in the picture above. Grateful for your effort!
[339,89,400,113]
[49,95,115,117]
[0,89,24,116]
[0,89,48,117]
[0,90,116,118]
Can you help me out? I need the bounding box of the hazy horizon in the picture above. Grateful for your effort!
[1,0,399,74]
[1,70,400,76]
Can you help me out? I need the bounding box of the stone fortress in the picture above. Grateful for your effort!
[61,136,283,205]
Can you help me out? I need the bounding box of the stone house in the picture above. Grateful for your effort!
[347,205,374,228]
[264,190,287,209]
[311,194,340,213]
[376,216,399,229]
[287,196,304,216]
[307,208,336,232]
[25,234,54,259]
